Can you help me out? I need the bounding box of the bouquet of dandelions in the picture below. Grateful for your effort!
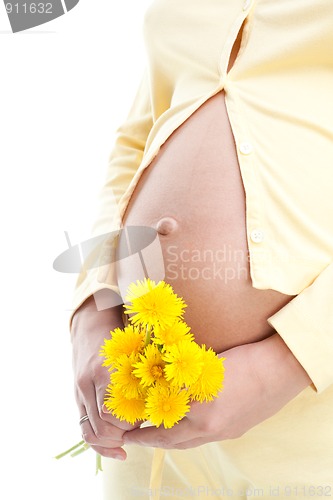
[56,278,225,470]
[101,278,225,428]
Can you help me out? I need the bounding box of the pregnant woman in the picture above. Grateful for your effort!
[70,1,333,498]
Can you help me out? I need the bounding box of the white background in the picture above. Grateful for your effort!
[0,1,151,498]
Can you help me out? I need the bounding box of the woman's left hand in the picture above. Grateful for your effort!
[123,333,312,450]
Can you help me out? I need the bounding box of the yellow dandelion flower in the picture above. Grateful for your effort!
[163,339,203,387]
[132,344,166,387]
[110,353,144,399]
[145,385,190,428]
[124,278,186,329]
[125,277,157,301]
[153,320,194,349]
[99,325,145,369]
[154,376,170,389]
[104,384,146,424]
[189,346,225,402]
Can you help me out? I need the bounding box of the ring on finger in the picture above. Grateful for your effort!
[79,414,90,425]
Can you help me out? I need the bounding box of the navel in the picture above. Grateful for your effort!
[156,217,179,235]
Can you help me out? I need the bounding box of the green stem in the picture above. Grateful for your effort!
[70,443,90,457]
[95,453,103,474]
[54,440,87,460]
[145,324,152,347]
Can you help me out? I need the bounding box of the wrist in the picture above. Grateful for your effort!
[252,333,312,403]
[71,290,124,341]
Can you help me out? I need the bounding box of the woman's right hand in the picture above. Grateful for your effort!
[71,290,140,460]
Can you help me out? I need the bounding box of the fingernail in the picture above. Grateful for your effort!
[102,404,109,414]
[114,454,125,461]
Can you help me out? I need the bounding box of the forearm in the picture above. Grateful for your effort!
[122,331,313,449]
[71,289,125,381]
[71,289,124,342]
[268,262,333,393]
[251,333,312,408]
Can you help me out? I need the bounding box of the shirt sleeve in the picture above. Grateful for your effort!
[268,261,333,393]
[69,70,153,327]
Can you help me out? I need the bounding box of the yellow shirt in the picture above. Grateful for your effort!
[72,0,333,393]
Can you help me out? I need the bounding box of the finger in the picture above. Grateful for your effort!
[101,403,143,431]
[123,417,205,449]
[89,444,127,461]
[80,417,124,448]
[78,384,125,444]
[94,370,142,430]
[94,367,114,420]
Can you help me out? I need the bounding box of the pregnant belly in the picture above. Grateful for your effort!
[120,91,293,352]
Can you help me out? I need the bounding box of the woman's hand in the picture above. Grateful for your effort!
[123,333,312,450]
[71,290,141,460]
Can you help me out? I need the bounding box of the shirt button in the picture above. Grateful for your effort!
[239,141,253,155]
[243,0,252,10]
[250,229,265,243]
